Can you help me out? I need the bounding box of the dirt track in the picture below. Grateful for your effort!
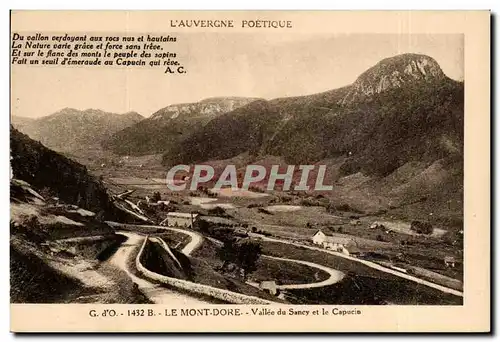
[108,232,207,304]
[262,255,345,290]
[109,223,462,301]
[253,234,464,297]
[204,233,346,289]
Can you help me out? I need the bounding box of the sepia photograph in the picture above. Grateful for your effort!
[8,10,490,333]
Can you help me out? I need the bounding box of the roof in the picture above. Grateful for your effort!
[167,212,199,219]
[313,230,353,245]
[324,236,353,245]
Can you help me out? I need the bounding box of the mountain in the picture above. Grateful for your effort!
[10,116,35,131]
[157,54,463,220]
[339,53,445,105]
[102,97,260,155]
[10,126,118,217]
[9,127,151,303]
[162,54,463,175]
[12,108,144,152]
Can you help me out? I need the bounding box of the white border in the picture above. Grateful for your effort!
[2,1,497,341]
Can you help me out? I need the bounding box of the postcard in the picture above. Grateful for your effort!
[9,10,490,332]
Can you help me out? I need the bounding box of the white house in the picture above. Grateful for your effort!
[311,230,359,256]
[370,222,386,229]
[259,280,278,296]
[312,230,328,245]
[444,256,456,268]
[159,212,198,228]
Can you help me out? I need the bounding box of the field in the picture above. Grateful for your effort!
[74,152,464,302]
[258,241,462,305]
[139,237,283,302]
[165,232,331,288]
[252,256,330,285]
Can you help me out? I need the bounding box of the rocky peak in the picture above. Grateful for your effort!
[340,54,445,105]
[150,97,259,120]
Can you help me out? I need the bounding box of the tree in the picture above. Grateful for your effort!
[217,239,238,272]
[39,186,55,200]
[95,210,106,222]
[198,220,210,233]
[151,191,162,202]
[207,206,229,217]
[410,220,433,235]
[217,238,262,280]
[235,239,262,280]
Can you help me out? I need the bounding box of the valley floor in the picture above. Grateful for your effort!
[10,151,464,305]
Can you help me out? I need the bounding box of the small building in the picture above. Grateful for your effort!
[312,230,359,255]
[312,230,328,245]
[160,212,198,228]
[145,200,170,209]
[370,222,386,230]
[259,280,278,296]
[444,256,456,268]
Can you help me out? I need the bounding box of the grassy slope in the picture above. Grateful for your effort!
[140,239,281,302]
[191,237,330,286]
[10,127,118,219]
[10,179,148,303]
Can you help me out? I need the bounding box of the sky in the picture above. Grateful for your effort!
[11,33,463,118]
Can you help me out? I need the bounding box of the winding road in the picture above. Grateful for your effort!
[107,221,462,303]
[263,255,345,290]
[108,231,207,304]
[252,234,464,297]
[107,223,346,303]
[205,235,345,290]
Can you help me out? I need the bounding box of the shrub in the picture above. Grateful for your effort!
[257,207,272,215]
[336,203,364,214]
[207,206,232,218]
[151,191,162,202]
[217,239,262,280]
[410,220,433,235]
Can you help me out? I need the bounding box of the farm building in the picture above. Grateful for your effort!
[259,281,278,296]
[370,222,386,230]
[159,212,198,228]
[444,256,456,268]
[312,230,359,256]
